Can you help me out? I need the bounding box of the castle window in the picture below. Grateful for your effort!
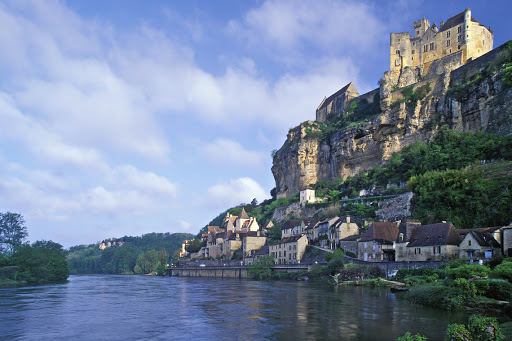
[412,50,415,54]
[396,50,400,55]
[446,40,451,47]
[416,30,419,35]
[446,31,451,38]
[458,26,462,33]
[458,35,462,42]
[458,45,461,49]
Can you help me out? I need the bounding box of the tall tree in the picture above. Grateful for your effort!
[0,212,28,255]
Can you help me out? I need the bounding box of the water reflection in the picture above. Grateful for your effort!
[0,275,467,340]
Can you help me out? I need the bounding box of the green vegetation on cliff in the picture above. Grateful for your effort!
[67,232,193,275]
[305,127,512,227]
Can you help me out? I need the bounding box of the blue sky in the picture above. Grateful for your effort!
[0,0,510,247]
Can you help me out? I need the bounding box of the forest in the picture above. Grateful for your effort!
[67,232,193,275]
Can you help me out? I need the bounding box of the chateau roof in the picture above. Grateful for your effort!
[407,222,461,247]
[360,222,398,244]
[239,208,249,220]
[317,82,358,111]
[439,10,478,32]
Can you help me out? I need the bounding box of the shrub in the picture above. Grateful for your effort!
[491,261,512,282]
[326,258,344,275]
[467,314,503,341]
[445,323,472,341]
[406,283,465,311]
[486,279,512,301]
[247,255,275,280]
[397,332,427,341]
[345,251,356,258]
[447,264,490,279]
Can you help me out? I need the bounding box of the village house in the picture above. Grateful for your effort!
[405,222,461,261]
[281,220,303,238]
[315,82,359,123]
[269,235,308,265]
[245,244,269,265]
[314,217,340,248]
[395,220,422,261]
[458,229,501,260]
[358,222,398,262]
[338,235,360,258]
[327,216,359,249]
[502,225,512,257]
[242,231,267,258]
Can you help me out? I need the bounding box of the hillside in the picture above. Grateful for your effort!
[67,232,194,275]
[272,41,512,199]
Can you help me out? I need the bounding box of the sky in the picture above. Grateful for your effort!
[0,0,510,247]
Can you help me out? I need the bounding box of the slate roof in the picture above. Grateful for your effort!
[407,222,461,247]
[464,231,501,248]
[359,222,398,244]
[339,235,361,242]
[303,220,319,230]
[397,220,422,242]
[317,82,357,111]
[253,244,269,256]
[281,220,302,231]
[270,235,305,245]
[439,10,478,32]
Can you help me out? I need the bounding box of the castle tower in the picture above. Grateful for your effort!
[464,8,471,45]
[413,18,430,38]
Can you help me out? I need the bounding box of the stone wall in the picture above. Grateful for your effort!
[375,192,414,221]
[345,257,446,276]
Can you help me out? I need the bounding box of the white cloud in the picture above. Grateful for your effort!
[201,138,266,167]
[227,0,385,56]
[206,177,267,209]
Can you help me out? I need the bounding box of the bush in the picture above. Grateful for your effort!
[345,251,356,258]
[467,314,503,341]
[447,264,490,279]
[486,279,512,301]
[491,261,512,282]
[397,332,427,341]
[445,323,472,341]
[247,255,275,280]
[406,283,465,311]
[326,258,344,275]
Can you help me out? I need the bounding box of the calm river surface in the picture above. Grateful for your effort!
[0,274,468,340]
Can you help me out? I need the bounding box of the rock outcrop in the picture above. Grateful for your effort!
[272,42,512,198]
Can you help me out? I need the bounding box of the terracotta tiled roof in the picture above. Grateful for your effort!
[359,222,398,243]
[207,226,220,232]
[407,222,461,247]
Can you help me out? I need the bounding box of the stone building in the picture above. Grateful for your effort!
[358,222,398,262]
[338,235,360,258]
[327,216,359,250]
[458,230,501,260]
[395,220,422,261]
[315,82,359,123]
[390,8,493,74]
[405,222,461,261]
[269,235,308,265]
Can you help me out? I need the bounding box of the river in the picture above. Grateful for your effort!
[0,275,468,340]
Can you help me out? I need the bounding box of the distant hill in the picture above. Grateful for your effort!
[67,232,194,275]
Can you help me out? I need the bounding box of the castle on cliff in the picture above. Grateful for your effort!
[316,8,493,123]
[390,8,493,72]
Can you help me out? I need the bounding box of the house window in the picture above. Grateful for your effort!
[284,251,286,257]
[458,35,462,42]
[468,240,471,246]
[396,50,400,55]
[429,42,435,50]
[412,50,415,55]
[437,246,441,254]
[364,242,367,248]
[423,45,428,52]
[458,26,462,33]
[293,245,296,250]
[373,244,376,250]
[446,31,451,38]
[446,40,451,47]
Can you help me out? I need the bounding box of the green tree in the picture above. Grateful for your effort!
[397,332,428,341]
[247,255,275,280]
[0,212,28,255]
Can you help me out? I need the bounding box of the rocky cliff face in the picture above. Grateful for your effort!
[272,42,512,198]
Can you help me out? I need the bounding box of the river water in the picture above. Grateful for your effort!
[0,275,468,340]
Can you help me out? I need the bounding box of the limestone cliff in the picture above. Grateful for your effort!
[272,42,512,198]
